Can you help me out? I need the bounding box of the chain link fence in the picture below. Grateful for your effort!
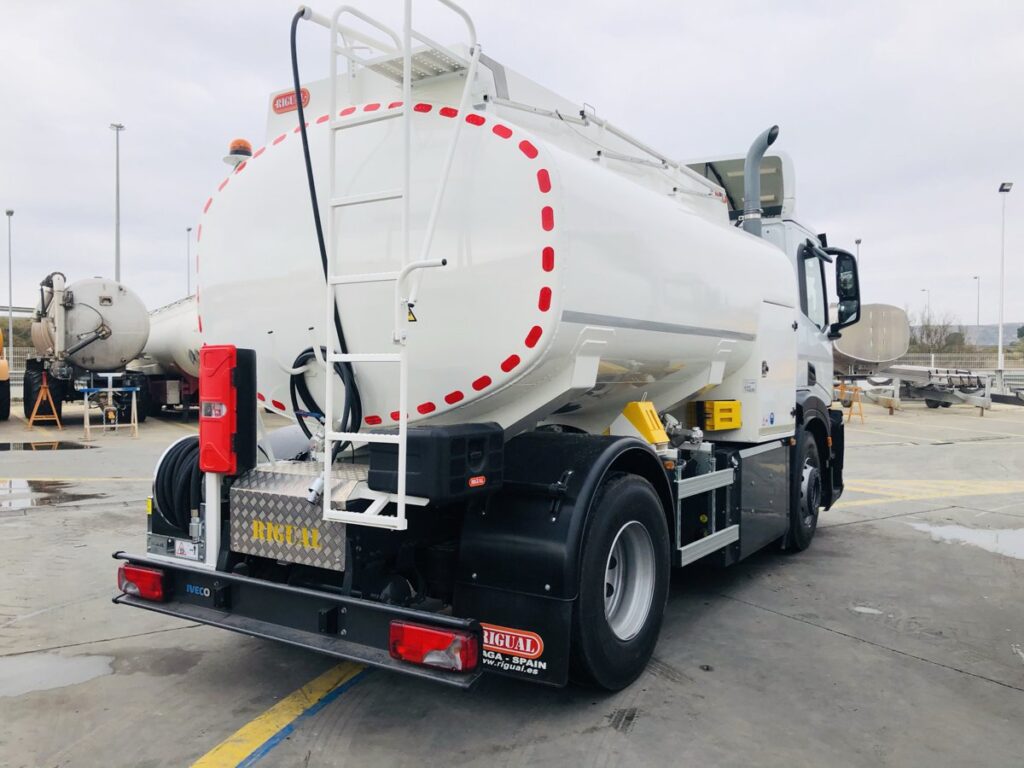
[6,346,34,386]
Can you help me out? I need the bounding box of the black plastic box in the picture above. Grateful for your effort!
[367,422,503,502]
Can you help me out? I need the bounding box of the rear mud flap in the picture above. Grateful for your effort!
[455,584,572,686]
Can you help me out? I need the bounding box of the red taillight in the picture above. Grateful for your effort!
[388,621,478,672]
[117,564,165,602]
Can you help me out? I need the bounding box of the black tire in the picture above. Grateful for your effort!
[941,402,952,408]
[22,367,63,421]
[925,399,942,409]
[785,430,822,552]
[571,472,670,691]
[0,379,10,421]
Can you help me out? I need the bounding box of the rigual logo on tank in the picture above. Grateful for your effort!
[272,88,310,114]
[481,623,544,659]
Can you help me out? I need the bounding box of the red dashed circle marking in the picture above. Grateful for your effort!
[538,287,552,312]
[500,355,521,373]
[541,206,554,231]
[199,101,557,422]
[257,393,266,402]
[218,178,230,192]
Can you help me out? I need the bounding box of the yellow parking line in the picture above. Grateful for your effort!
[835,484,1024,509]
[191,661,367,768]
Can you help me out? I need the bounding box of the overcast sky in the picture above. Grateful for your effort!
[2,0,1022,327]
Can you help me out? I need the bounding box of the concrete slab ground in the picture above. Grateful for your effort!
[1,401,1023,767]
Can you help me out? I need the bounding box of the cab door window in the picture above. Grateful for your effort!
[801,255,827,330]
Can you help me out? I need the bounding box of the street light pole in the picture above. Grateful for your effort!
[186,226,193,296]
[972,275,980,328]
[110,123,126,281]
[855,238,862,263]
[997,182,1012,375]
[5,210,12,364]
[920,288,930,315]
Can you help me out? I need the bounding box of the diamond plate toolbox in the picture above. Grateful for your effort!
[229,461,365,570]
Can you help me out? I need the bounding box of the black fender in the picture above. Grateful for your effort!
[454,432,672,686]
[795,392,843,508]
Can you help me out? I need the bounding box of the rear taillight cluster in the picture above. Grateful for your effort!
[389,620,478,672]
[117,564,165,602]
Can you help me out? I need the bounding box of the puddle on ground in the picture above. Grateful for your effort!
[0,652,113,697]
[851,606,883,615]
[908,522,1024,561]
[0,441,95,451]
[0,480,103,511]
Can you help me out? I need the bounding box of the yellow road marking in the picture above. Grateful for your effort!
[836,480,1024,509]
[191,661,365,768]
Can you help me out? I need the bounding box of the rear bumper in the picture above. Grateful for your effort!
[112,552,483,689]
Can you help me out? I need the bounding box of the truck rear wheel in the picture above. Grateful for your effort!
[785,430,821,552]
[571,473,670,690]
[22,367,63,421]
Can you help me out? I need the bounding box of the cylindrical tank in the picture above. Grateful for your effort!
[833,304,910,370]
[141,296,201,378]
[32,274,150,372]
[197,98,793,432]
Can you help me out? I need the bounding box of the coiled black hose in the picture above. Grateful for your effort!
[289,11,362,451]
[154,436,202,533]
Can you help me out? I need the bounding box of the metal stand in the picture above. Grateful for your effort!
[27,372,63,430]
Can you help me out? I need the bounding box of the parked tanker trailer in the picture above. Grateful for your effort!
[114,3,861,690]
[24,272,150,422]
[128,295,201,417]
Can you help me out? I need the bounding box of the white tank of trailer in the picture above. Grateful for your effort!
[31,275,150,372]
[195,68,796,436]
[833,304,910,368]
[137,296,201,378]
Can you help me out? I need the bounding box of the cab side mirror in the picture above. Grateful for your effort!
[825,248,860,339]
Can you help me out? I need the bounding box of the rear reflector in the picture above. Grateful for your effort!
[117,564,165,602]
[389,620,478,672]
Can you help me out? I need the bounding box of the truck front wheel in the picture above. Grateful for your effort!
[785,430,822,552]
[571,473,670,690]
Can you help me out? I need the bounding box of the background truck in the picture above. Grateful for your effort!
[23,272,151,423]
[128,295,201,418]
[0,328,10,421]
[114,2,861,690]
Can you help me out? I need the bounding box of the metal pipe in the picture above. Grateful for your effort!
[741,125,779,238]
[110,123,125,280]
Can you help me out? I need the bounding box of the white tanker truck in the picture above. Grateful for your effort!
[24,272,150,422]
[114,3,862,690]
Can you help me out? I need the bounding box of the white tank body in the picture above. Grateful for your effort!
[196,67,795,435]
[834,304,910,368]
[32,276,150,372]
[140,296,201,378]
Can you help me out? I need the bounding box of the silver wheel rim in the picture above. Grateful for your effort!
[604,520,656,641]
[800,460,821,528]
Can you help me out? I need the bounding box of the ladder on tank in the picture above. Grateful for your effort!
[302,2,481,530]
